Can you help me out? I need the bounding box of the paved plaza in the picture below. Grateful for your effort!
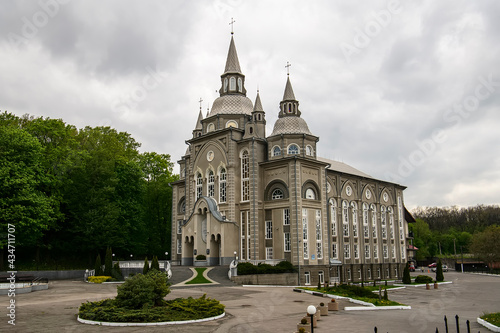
[1,269,499,332]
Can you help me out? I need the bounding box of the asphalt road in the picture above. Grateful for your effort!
[1,269,498,332]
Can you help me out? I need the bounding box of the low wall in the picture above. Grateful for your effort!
[0,270,86,280]
[231,273,298,286]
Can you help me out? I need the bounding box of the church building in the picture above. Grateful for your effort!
[170,34,414,286]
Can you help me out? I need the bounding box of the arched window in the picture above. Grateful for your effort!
[207,170,215,198]
[196,173,203,199]
[230,77,236,91]
[241,150,249,201]
[226,120,238,128]
[288,144,299,155]
[342,200,349,237]
[272,188,284,200]
[306,145,313,156]
[363,203,369,238]
[219,168,226,203]
[272,146,281,157]
[381,205,387,239]
[207,123,215,133]
[371,204,377,238]
[224,78,228,92]
[178,197,186,214]
[238,78,242,92]
[305,188,316,200]
[388,206,394,239]
[351,202,358,237]
[249,127,253,134]
[329,199,337,236]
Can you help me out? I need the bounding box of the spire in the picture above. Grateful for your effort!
[253,91,264,112]
[282,76,296,101]
[195,109,203,130]
[224,36,242,74]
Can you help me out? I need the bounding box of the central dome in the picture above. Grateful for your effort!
[209,94,254,116]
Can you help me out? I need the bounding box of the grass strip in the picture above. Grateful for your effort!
[185,267,212,284]
[481,312,500,327]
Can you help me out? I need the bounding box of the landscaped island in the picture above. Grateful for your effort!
[78,270,224,324]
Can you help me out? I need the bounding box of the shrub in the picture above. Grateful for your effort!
[196,254,206,260]
[275,260,295,272]
[151,256,160,271]
[236,261,296,275]
[414,275,433,284]
[436,259,444,282]
[383,288,388,301]
[115,271,170,309]
[112,262,123,281]
[88,276,112,284]
[94,254,103,276]
[104,247,113,276]
[299,328,306,333]
[143,257,149,275]
[300,318,308,325]
[403,262,411,284]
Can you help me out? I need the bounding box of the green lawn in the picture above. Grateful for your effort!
[481,312,500,327]
[185,268,212,284]
[301,285,404,306]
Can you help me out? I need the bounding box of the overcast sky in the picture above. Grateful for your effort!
[1,0,499,209]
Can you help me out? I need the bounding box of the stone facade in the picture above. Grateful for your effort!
[171,35,413,286]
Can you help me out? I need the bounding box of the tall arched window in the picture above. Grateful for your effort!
[351,202,358,237]
[329,199,337,236]
[241,150,249,201]
[288,144,299,155]
[230,77,236,91]
[363,203,369,238]
[219,168,226,203]
[371,204,377,238]
[388,206,394,239]
[306,145,313,156]
[208,170,215,198]
[342,200,349,237]
[196,173,203,199]
[224,78,228,92]
[381,205,387,239]
[238,78,242,92]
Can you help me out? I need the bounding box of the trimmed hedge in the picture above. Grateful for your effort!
[88,276,112,284]
[79,295,224,323]
[414,275,433,284]
[237,261,296,275]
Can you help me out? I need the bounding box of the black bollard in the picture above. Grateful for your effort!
[444,315,449,333]
[436,328,439,333]
[466,319,470,333]
[455,315,460,333]
[374,326,377,333]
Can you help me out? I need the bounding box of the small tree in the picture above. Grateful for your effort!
[115,270,170,309]
[104,247,113,276]
[436,259,444,282]
[151,255,160,271]
[383,288,388,301]
[143,257,150,275]
[112,261,123,280]
[94,254,103,276]
[403,262,412,284]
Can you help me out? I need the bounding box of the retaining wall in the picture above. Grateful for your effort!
[231,273,298,285]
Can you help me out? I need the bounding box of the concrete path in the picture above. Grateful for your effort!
[1,271,498,332]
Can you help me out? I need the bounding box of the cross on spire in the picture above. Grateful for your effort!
[285,61,291,76]
[198,97,203,110]
[229,18,235,35]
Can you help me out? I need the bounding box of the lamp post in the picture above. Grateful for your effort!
[234,251,237,262]
[307,305,316,333]
[165,252,168,271]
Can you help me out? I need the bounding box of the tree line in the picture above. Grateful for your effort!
[0,111,178,270]
[410,205,500,265]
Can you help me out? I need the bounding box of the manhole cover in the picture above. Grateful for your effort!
[294,300,305,303]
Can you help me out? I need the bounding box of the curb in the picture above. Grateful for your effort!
[477,317,500,332]
[77,312,225,326]
[345,305,411,311]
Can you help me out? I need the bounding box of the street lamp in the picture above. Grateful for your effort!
[307,305,316,333]
[234,251,237,261]
[165,252,168,271]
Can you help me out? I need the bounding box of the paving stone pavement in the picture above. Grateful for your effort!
[1,270,498,332]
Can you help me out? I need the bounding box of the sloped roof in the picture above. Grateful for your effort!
[282,76,296,101]
[224,36,242,74]
[317,156,373,179]
[209,94,254,116]
[253,92,264,112]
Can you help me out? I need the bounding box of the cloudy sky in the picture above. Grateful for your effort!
[1,0,499,209]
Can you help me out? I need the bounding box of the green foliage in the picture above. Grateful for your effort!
[112,262,123,281]
[150,256,160,271]
[94,254,103,276]
[470,225,500,268]
[236,261,296,275]
[115,271,170,309]
[436,259,444,282]
[143,257,150,275]
[403,262,412,284]
[302,285,403,306]
[196,254,206,260]
[88,276,112,283]
[383,288,388,300]
[79,294,224,323]
[414,275,433,284]
[104,247,113,276]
